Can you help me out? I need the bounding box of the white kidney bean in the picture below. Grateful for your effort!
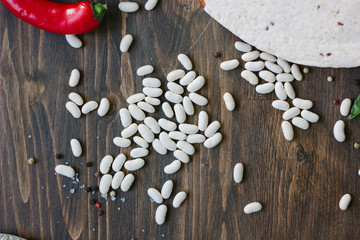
[121,123,138,138]
[164,160,181,174]
[159,132,177,151]
[277,58,291,73]
[111,171,125,190]
[187,76,205,93]
[152,139,167,155]
[223,92,235,111]
[276,73,294,82]
[281,121,294,141]
[137,101,155,113]
[220,59,239,71]
[275,82,287,100]
[245,61,265,71]
[204,121,220,137]
[292,117,309,130]
[158,118,177,131]
[183,96,194,115]
[97,98,110,116]
[66,102,81,118]
[174,150,189,163]
[81,101,98,114]
[165,91,183,104]
[272,100,290,111]
[161,180,173,199]
[128,104,146,121]
[244,202,262,214]
[143,77,161,87]
[167,82,184,94]
[235,41,252,52]
[187,134,205,143]
[203,132,222,148]
[283,107,300,120]
[173,191,187,208]
[292,98,313,110]
[339,194,351,210]
[189,92,208,106]
[265,61,283,74]
[65,35,82,49]
[130,148,149,158]
[241,50,259,61]
[138,124,155,143]
[118,2,139,12]
[119,34,133,52]
[70,139,82,157]
[291,64,302,81]
[99,174,112,194]
[112,153,126,172]
[113,137,131,148]
[121,174,135,192]
[69,92,83,106]
[124,158,145,171]
[177,53,193,70]
[100,155,114,174]
[301,110,319,123]
[145,0,158,10]
[174,103,186,123]
[179,71,196,86]
[145,97,161,106]
[340,98,351,116]
[284,82,295,99]
[177,140,195,155]
[333,120,345,142]
[233,163,244,183]
[258,70,275,83]
[179,123,199,134]
[155,204,167,225]
[147,188,163,203]
[241,70,258,85]
[255,83,275,94]
[169,131,187,141]
[55,165,75,178]
[119,108,132,127]
[162,102,174,118]
[137,65,154,76]
[143,87,163,98]
[260,52,276,62]
[144,116,161,134]
[167,69,185,82]
[198,111,209,131]
[127,93,145,104]
[133,136,149,148]
[68,69,80,87]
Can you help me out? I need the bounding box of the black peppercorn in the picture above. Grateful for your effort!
[56,153,63,159]
[85,162,92,167]
[85,187,92,192]
[91,186,98,192]
[90,199,97,205]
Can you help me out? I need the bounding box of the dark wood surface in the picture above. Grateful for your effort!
[1,1,360,239]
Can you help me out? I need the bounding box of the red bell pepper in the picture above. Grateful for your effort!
[0,0,106,34]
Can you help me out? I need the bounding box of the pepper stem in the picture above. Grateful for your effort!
[91,2,107,22]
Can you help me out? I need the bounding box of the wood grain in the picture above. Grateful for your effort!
[1,1,360,239]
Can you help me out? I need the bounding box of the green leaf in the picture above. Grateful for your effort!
[348,95,360,120]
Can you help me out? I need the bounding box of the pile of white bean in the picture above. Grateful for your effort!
[220,41,320,142]
[93,53,223,224]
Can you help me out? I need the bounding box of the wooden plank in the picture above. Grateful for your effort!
[0,0,360,239]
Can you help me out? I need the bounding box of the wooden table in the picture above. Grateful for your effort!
[1,1,360,239]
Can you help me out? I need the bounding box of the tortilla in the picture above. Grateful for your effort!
[204,0,360,68]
